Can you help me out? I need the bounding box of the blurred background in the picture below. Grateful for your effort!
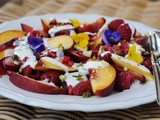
[0,0,160,29]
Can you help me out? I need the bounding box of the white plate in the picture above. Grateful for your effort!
[0,13,158,112]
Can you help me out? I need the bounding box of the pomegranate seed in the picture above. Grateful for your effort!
[23,57,29,62]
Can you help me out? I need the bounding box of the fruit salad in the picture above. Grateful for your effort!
[0,17,154,97]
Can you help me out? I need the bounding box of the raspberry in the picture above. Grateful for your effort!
[72,80,92,96]
[120,41,129,56]
[40,70,60,86]
[128,71,145,83]
[115,71,134,91]
[112,45,122,55]
[142,59,152,71]
[117,23,132,41]
[68,85,73,95]
[112,41,129,56]
[108,19,124,31]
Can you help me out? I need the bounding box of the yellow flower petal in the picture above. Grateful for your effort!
[70,19,80,28]
[128,45,143,63]
[71,34,79,43]
[128,53,143,64]
[71,33,89,50]
[128,45,136,56]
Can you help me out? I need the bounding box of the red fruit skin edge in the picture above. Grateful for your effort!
[7,71,66,94]
[0,60,7,76]
[94,80,115,97]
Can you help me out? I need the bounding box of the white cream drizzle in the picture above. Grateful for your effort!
[13,37,37,68]
[48,25,74,37]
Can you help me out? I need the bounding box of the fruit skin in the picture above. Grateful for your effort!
[117,23,132,41]
[65,50,89,63]
[0,39,14,52]
[7,71,67,94]
[133,36,148,47]
[108,19,124,31]
[0,60,7,76]
[77,18,106,33]
[90,65,116,97]
[0,30,26,46]
[72,80,92,96]
[21,23,33,33]
[41,19,50,32]
[40,70,61,86]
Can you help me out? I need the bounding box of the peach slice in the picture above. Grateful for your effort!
[0,47,14,60]
[36,57,76,72]
[48,35,74,50]
[111,54,154,80]
[92,21,108,48]
[90,65,116,97]
[7,71,66,94]
[0,30,26,46]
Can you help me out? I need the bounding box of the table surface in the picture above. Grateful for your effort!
[0,0,160,120]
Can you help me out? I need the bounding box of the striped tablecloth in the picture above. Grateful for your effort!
[0,0,160,119]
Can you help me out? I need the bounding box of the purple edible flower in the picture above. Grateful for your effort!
[28,37,45,55]
[102,29,121,46]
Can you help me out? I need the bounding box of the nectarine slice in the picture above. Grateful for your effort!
[90,65,116,97]
[7,71,66,94]
[48,35,74,50]
[111,54,154,80]
[0,30,26,46]
[0,47,14,60]
[39,57,76,72]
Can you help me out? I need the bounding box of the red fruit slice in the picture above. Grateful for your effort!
[72,80,92,96]
[133,36,148,47]
[2,56,21,72]
[40,70,60,85]
[21,23,33,33]
[78,18,106,33]
[108,19,124,31]
[66,50,89,63]
[7,71,66,94]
